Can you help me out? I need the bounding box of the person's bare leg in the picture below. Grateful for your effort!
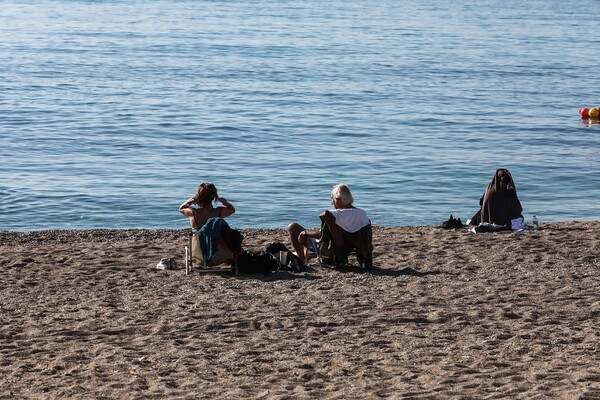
[288,222,320,265]
[288,222,307,264]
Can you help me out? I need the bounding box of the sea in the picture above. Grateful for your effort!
[1,0,599,231]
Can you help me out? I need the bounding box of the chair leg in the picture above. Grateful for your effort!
[306,238,324,269]
[314,240,324,269]
[185,246,192,276]
[232,254,240,276]
[186,232,195,275]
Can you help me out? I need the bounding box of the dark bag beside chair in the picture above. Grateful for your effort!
[235,251,279,275]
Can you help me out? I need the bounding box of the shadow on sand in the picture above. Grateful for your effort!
[200,265,445,281]
[318,264,446,277]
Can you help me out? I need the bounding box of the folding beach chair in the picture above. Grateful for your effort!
[184,230,240,275]
[318,211,374,269]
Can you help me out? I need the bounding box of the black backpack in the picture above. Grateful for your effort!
[235,251,279,275]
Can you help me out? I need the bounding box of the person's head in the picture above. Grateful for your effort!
[494,168,516,190]
[497,169,511,184]
[330,183,354,209]
[194,182,218,207]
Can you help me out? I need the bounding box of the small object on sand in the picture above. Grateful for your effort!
[156,258,176,270]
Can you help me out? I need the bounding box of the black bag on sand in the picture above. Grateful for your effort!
[265,242,299,264]
[235,251,279,274]
[439,214,463,229]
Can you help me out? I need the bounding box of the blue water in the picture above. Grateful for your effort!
[1,0,599,231]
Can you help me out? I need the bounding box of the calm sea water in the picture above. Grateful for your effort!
[1,0,599,231]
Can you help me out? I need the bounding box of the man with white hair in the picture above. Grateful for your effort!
[288,183,370,267]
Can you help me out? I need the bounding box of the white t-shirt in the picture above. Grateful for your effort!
[328,208,370,233]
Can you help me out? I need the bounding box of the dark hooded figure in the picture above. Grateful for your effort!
[470,169,523,226]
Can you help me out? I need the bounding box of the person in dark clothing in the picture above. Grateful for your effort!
[470,169,523,226]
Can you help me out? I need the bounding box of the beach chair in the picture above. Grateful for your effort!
[318,211,374,269]
[305,236,326,269]
[184,230,239,275]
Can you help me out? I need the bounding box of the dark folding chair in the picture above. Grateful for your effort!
[318,211,373,269]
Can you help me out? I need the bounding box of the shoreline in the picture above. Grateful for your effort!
[1,218,599,237]
[1,221,599,398]
[3,216,600,234]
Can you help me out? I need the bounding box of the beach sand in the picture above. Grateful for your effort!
[1,221,599,399]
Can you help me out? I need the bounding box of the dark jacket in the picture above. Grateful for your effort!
[479,169,523,226]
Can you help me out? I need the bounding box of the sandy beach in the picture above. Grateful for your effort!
[1,221,599,399]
